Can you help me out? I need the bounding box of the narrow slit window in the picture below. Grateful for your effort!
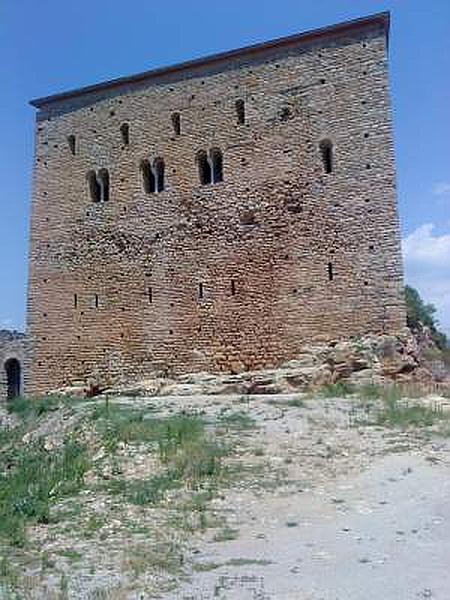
[171,112,181,136]
[197,150,211,185]
[231,279,236,295]
[320,139,333,174]
[67,135,76,155]
[328,261,334,281]
[148,287,153,304]
[74,293,78,308]
[235,99,245,125]
[198,282,204,299]
[154,158,165,192]
[94,294,99,308]
[120,123,130,146]
[141,160,155,194]
[87,170,101,202]
[210,148,223,183]
[98,169,110,202]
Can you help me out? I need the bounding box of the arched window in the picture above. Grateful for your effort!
[235,99,245,125]
[171,112,181,136]
[67,134,76,155]
[87,170,101,203]
[154,158,165,192]
[197,150,211,185]
[120,123,130,146]
[320,139,333,174]
[141,159,155,194]
[210,148,223,183]
[98,169,110,202]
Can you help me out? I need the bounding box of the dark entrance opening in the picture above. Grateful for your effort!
[5,358,21,400]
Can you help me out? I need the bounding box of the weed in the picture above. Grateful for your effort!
[107,472,181,505]
[40,551,55,571]
[286,397,305,408]
[193,562,221,572]
[225,558,272,567]
[321,382,354,398]
[0,437,90,545]
[59,573,69,599]
[0,556,19,589]
[218,410,256,430]
[376,397,443,428]
[7,395,76,419]
[266,397,305,408]
[83,514,106,538]
[358,383,383,400]
[93,406,206,459]
[103,413,226,505]
[61,549,82,562]
[213,526,239,542]
[123,542,183,577]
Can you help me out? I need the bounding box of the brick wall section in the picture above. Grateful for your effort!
[0,330,26,400]
[26,16,405,394]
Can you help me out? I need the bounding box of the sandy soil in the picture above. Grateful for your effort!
[176,451,450,599]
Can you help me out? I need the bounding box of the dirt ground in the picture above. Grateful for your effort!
[1,390,449,599]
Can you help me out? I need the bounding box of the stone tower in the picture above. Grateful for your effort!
[27,12,405,395]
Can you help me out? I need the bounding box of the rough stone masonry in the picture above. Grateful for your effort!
[26,12,405,395]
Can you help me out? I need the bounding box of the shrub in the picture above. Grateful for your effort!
[405,285,448,350]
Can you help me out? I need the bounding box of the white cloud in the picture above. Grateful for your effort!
[433,182,450,197]
[402,223,450,336]
[0,318,14,330]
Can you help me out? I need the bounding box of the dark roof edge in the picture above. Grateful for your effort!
[30,11,389,109]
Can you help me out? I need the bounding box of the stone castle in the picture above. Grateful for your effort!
[26,12,405,395]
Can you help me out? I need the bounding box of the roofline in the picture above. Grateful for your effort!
[30,11,389,110]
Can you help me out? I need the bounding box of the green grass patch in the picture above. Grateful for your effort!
[101,411,227,505]
[7,395,82,420]
[92,404,206,459]
[0,437,90,545]
[376,397,444,428]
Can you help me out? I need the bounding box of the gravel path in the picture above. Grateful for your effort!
[176,451,450,599]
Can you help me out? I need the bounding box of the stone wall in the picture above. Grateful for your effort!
[27,14,405,395]
[0,330,26,400]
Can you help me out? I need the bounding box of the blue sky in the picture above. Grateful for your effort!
[1,0,449,334]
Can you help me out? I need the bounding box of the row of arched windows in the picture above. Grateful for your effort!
[87,147,225,202]
[85,139,334,203]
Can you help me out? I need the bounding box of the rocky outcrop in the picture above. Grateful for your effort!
[85,330,448,398]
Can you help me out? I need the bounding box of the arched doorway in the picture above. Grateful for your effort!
[5,358,21,399]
